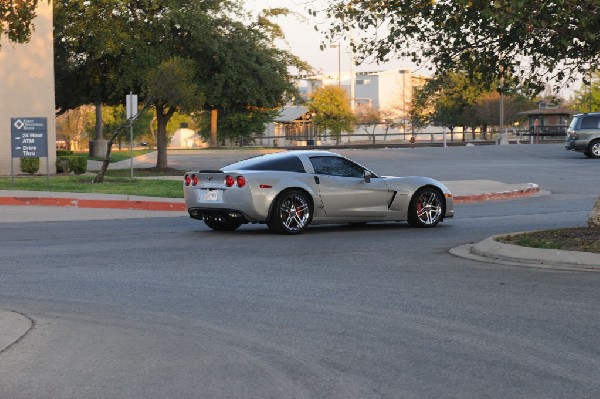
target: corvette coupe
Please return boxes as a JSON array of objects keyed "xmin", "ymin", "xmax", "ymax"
[{"xmin": 183, "ymin": 150, "xmax": 454, "ymax": 234}]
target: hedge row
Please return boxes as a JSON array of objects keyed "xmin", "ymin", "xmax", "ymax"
[{"xmin": 19, "ymin": 152, "xmax": 87, "ymax": 175}]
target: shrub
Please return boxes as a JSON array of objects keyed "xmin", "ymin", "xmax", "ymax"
[
  {"xmin": 55, "ymin": 155, "xmax": 87, "ymax": 175},
  {"xmin": 56, "ymin": 156, "xmax": 69, "ymax": 174},
  {"xmin": 56, "ymin": 150, "xmax": 73, "ymax": 157},
  {"xmin": 20, "ymin": 157, "xmax": 40, "ymax": 175},
  {"xmin": 69, "ymin": 156, "xmax": 87, "ymax": 175}
]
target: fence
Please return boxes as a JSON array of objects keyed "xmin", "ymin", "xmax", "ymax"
[{"xmin": 235, "ymin": 128, "xmax": 566, "ymax": 148}]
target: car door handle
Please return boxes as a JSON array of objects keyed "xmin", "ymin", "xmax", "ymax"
[{"xmin": 314, "ymin": 176, "xmax": 320, "ymax": 184}]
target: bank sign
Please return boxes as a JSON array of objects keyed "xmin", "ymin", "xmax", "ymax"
[{"xmin": 11, "ymin": 117, "xmax": 48, "ymax": 158}]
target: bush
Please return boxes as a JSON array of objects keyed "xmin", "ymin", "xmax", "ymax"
[
  {"xmin": 56, "ymin": 156, "xmax": 69, "ymax": 174},
  {"xmin": 69, "ymin": 156, "xmax": 87, "ymax": 175},
  {"xmin": 56, "ymin": 155, "xmax": 87, "ymax": 175},
  {"xmin": 56, "ymin": 150, "xmax": 73, "ymax": 157},
  {"xmin": 20, "ymin": 157, "xmax": 40, "ymax": 174}
]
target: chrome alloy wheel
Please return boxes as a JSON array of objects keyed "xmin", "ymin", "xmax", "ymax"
[
  {"xmin": 408, "ymin": 188, "xmax": 444, "ymax": 228},
  {"xmin": 417, "ymin": 191, "xmax": 442, "ymax": 225},
  {"xmin": 278, "ymin": 193, "xmax": 311, "ymax": 232}
]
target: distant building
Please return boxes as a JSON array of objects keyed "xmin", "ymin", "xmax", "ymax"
[
  {"xmin": 261, "ymin": 69, "xmax": 430, "ymax": 146},
  {"xmin": 169, "ymin": 124, "xmax": 207, "ymax": 148},
  {"xmin": 517, "ymin": 101, "xmax": 577, "ymax": 140},
  {"xmin": 260, "ymin": 106, "xmax": 318, "ymax": 147},
  {"xmin": 294, "ymin": 68, "xmax": 429, "ymax": 122},
  {"xmin": 0, "ymin": 2, "xmax": 56, "ymax": 175}
]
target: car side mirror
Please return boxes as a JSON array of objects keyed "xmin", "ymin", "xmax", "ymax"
[{"xmin": 364, "ymin": 170, "xmax": 372, "ymax": 183}]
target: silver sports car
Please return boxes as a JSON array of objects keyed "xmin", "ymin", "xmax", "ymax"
[{"xmin": 183, "ymin": 150, "xmax": 454, "ymax": 234}]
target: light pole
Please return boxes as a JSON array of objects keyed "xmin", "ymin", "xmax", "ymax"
[{"xmin": 329, "ymin": 44, "xmax": 341, "ymax": 87}]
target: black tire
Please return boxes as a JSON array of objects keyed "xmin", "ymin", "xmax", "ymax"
[
  {"xmin": 586, "ymin": 140, "xmax": 600, "ymax": 159},
  {"xmin": 407, "ymin": 187, "xmax": 444, "ymax": 228},
  {"xmin": 267, "ymin": 189, "xmax": 312, "ymax": 234},
  {"xmin": 204, "ymin": 217, "xmax": 243, "ymax": 231}
]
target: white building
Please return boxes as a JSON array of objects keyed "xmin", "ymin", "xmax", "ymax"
[
  {"xmin": 295, "ymin": 68, "xmax": 428, "ymax": 121},
  {"xmin": 0, "ymin": 1, "xmax": 56, "ymax": 175},
  {"xmin": 169, "ymin": 124, "xmax": 207, "ymax": 148},
  {"xmin": 259, "ymin": 69, "xmax": 429, "ymax": 146}
]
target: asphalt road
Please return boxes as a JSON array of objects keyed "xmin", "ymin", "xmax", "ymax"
[{"xmin": 1, "ymin": 144, "xmax": 599, "ymax": 398}]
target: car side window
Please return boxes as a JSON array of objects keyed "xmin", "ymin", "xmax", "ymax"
[
  {"xmin": 580, "ymin": 115, "xmax": 600, "ymax": 129},
  {"xmin": 310, "ymin": 156, "xmax": 365, "ymax": 178}
]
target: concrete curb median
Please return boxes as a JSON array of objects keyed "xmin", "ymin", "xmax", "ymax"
[
  {"xmin": 453, "ymin": 183, "xmax": 541, "ymax": 203},
  {"xmin": 450, "ymin": 236, "xmax": 600, "ymax": 272}
]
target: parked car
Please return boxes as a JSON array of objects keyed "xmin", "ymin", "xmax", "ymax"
[
  {"xmin": 565, "ymin": 112, "xmax": 600, "ymax": 158},
  {"xmin": 183, "ymin": 150, "xmax": 454, "ymax": 234}
]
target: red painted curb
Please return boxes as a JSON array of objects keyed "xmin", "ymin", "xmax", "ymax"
[
  {"xmin": 0, "ymin": 197, "xmax": 186, "ymax": 211},
  {"xmin": 454, "ymin": 186, "xmax": 540, "ymax": 203}
]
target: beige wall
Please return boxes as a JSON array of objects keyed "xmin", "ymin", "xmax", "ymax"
[{"xmin": 0, "ymin": 1, "xmax": 56, "ymax": 175}]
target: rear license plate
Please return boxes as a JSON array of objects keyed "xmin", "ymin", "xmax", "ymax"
[{"xmin": 198, "ymin": 189, "xmax": 220, "ymax": 202}]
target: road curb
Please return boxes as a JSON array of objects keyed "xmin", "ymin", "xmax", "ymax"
[
  {"xmin": 0, "ymin": 196, "xmax": 186, "ymax": 211},
  {"xmin": 450, "ymin": 236, "xmax": 600, "ymax": 272},
  {"xmin": 454, "ymin": 183, "xmax": 541, "ymax": 203}
]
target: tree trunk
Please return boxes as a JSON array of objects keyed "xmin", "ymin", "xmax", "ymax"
[
  {"xmin": 93, "ymin": 99, "xmax": 152, "ymax": 183},
  {"xmin": 155, "ymin": 104, "xmax": 175, "ymax": 170},
  {"xmin": 95, "ymin": 101, "xmax": 103, "ymax": 140}
]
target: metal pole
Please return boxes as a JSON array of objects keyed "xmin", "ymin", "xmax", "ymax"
[
  {"xmin": 129, "ymin": 91, "xmax": 134, "ymax": 178},
  {"xmin": 130, "ymin": 122, "xmax": 134, "ymax": 178},
  {"xmin": 338, "ymin": 45, "xmax": 341, "ymax": 87},
  {"xmin": 499, "ymin": 66, "xmax": 506, "ymax": 145}
]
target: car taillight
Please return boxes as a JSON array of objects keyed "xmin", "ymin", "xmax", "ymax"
[
  {"xmin": 236, "ymin": 176, "xmax": 246, "ymax": 188},
  {"xmin": 184, "ymin": 174, "xmax": 191, "ymax": 186},
  {"xmin": 225, "ymin": 175, "xmax": 245, "ymax": 187},
  {"xmin": 192, "ymin": 174, "xmax": 199, "ymax": 186}
]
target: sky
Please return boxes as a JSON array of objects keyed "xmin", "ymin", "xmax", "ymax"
[
  {"xmin": 243, "ymin": 0, "xmax": 422, "ymax": 77},
  {"xmin": 243, "ymin": 1, "xmax": 580, "ymax": 99}
]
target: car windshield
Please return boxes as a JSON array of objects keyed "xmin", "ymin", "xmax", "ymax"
[{"xmin": 223, "ymin": 154, "xmax": 306, "ymax": 173}]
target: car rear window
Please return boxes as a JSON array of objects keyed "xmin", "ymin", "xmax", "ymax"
[
  {"xmin": 224, "ymin": 154, "xmax": 306, "ymax": 173},
  {"xmin": 580, "ymin": 115, "xmax": 600, "ymax": 129}
]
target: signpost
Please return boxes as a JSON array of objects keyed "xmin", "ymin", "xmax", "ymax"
[
  {"xmin": 126, "ymin": 94, "xmax": 138, "ymax": 178},
  {"xmin": 10, "ymin": 117, "xmax": 49, "ymax": 187}
]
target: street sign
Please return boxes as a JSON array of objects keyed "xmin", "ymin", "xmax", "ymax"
[
  {"xmin": 126, "ymin": 94, "xmax": 138, "ymax": 119},
  {"xmin": 11, "ymin": 117, "xmax": 48, "ymax": 158}
]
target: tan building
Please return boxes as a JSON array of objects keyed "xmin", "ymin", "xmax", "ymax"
[{"xmin": 0, "ymin": 1, "xmax": 56, "ymax": 175}]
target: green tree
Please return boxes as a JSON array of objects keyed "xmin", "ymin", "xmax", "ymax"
[
  {"xmin": 0, "ymin": 0, "xmax": 48, "ymax": 49},
  {"xmin": 54, "ymin": 1, "xmax": 305, "ymax": 171},
  {"xmin": 323, "ymin": 1, "xmax": 600, "ymax": 93},
  {"xmin": 412, "ymin": 72, "xmax": 484, "ymax": 136},
  {"xmin": 412, "ymin": 72, "xmax": 534, "ymax": 139},
  {"xmin": 308, "ymin": 86, "xmax": 355, "ymax": 143},
  {"xmin": 571, "ymin": 71, "xmax": 600, "ymax": 113},
  {"xmin": 146, "ymin": 57, "xmax": 204, "ymax": 167}
]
